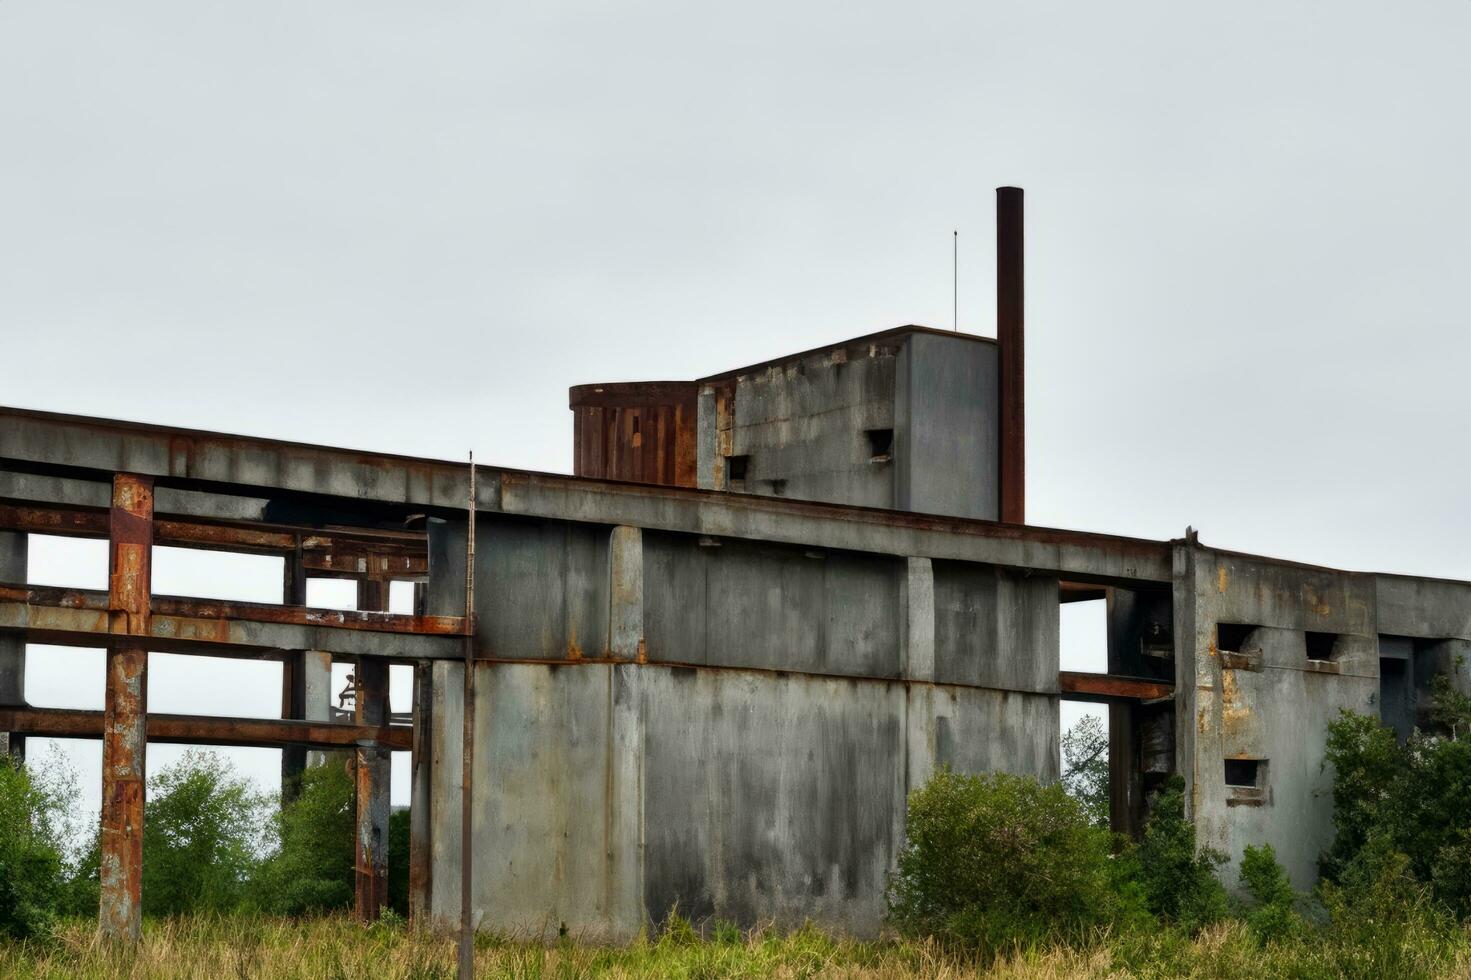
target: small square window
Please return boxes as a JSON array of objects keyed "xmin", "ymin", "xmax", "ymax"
[
  {"xmin": 1305, "ymin": 631, "xmax": 1340, "ymax": 662},
  {"xmin": 1224, "ymin": 758, "xmax": 1264, "ymax": 788},
  {"xmin": 1216, "ymin": 623, "xmax": 1260, "ymax": 654},
  {"xmin": 865, "ymin": 428, "xmax": 894, "ymax": 462},
  {"xmin": 726, "ymin": 455, "xmax": 750, "ymax": 482}
]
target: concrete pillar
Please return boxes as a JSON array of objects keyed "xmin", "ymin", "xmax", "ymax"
[
  {"xmin": 429, "ymin": 659, "xmax": 465, "ymax": 927},
  {"xmin": 424, "ymin": 517, "xmax": 467, "ymax": 927},
  {"xmin": 902, "ymin": 557, "xmax": 937, "ymax": 796},
  {"xmin": 609, "ymin": 526, "xmax": 644, "ymax": 661},
  {"xmin": 354, "ymin": 579, "xmax": 391, "ymax": 921},
  {"xmin": 0, "ymin": 532, "xmax": 26, "ymax": 760},
  {"xmin": 301, "ymin": 651, "xmax": 333, "ymax": 768},
  {"xmin": 100, "ymin": 473, "xmax": 153, "ymax": 941}
]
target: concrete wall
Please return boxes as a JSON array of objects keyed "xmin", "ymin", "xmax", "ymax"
[
  {"xmin": 693, "ymin": 329, "xmax": 1001, "ymax": 522},
  {"xmin": 426, "ymin": 518, "xmax": 1061, "ymax": 938},
  {"xmin": 1176, "ymin": 544, "xmax": 1379, "ymax": 890},
  {"xmin": 698, "ymin": 339, "xmax": 899, "ymax": 507},
  {"xmin": 895, "ymin": 332, "xmax": 1000, "ymax": 521}
]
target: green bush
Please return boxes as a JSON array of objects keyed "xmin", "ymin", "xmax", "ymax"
[
  {"xmin": 886, "ymin": 767, "xmax": 1131, "ymax": 953},
  {"xmin": 252, "ymin": 759, "xmax": 355, "ymax": 915},
  {"xmin": 1321, "ymin": 686, "xmax": 1471, "ymax": 918},
  {"xmin": 1237, "ymin": 843, "xmax": 1298, "ymax": 944},
  {"xmin": 143, "ymin": 750, "xmax": 269, "ymax": 916},
  {"xmin": 0, "ymin": 757, "xmax": 66, "ymax": 939},
  {"xmin": 1134, "ymin": 775, "xmax": 1228, "ymax": 931},
  {"xmin": 387, "ymin": 807, "xmax": 410, "ymax": 917}
]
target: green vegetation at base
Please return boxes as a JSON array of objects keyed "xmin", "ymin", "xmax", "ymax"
[{"xmin": 4, "ymin": 679, "xmax": 1471, "ymax": 977}]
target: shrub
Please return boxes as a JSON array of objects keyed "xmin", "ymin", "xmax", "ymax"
[
  {"xmin": 886, "ymin": 767, "xmax": 1126, "ymax": 953},
  {"xmin": 252, "ymin": 759, "xmax": 355, "ymax": 915},
  {"xmin": 1237, "ymin": 844, "xmax": 1298, "ymax": 943},
  {"xmin": 1061, "ymin": 714, "xmax": 1109, "ymax": 829},
  {"xmin": 1135, "ymin": 775, "xmax": 1228, "ymax": 931},
  {"xmin": 143, "ymin": 750, "xmax": 269, "ymax": 916},
  {"xmin": 0, "ymin": 757, "xmax": 66, "ymax": 939},
  {"xmin": 387, "ymin": 807, "xmax": 410, "ymax": 917},
  {"xmin": 1315, "ymin": 835, "xmax": 1460, "ymax": 979}
]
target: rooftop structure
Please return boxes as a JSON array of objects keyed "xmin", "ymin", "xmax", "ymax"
[{"xmin": 0, "ymin": 189, "xmax": 1466, "ymax": 940}]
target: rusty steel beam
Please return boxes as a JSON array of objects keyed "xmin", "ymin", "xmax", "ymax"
[
  {"xmin": 0, "ymin": 501, "xmax": 426, "ymax": 572},
  {"xmin": 1059, "ymin": 670, "xmax": 1173, "ymax": 703},
  {"xmin": 100, "ymin": 473, "xmax": 152, "ymax": 941},
  {"xmin": 0, "ymin": 706, "xmax": 410, "ymax": 750},
  {"xmin": 0, "ymin": 584, "xmax": 467, "ymax": 642},
  {"xmin": 997, "ymin": 186, "xmax": 1025, "ymax": 525},
  {"xmin": 355, "ymin": 577, "xmax": 391, "ymax": 922}
]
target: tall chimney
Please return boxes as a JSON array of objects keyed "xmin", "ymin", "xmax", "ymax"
[{"xmin": 996, "ymin": 186, "xmax": 1025, "ymax": 524}]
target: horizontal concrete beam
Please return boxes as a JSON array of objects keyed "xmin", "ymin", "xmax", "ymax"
[
  {"xmin": 0, "ymin": 407, "xmax": 1173, "ymax": 584},
  {"xmin": 0, "ymin": 706, "xmax": 411, "ymax": 750},
  {"xmin": 0, "ymin": 585, "xmax": 466, "ymax": 661}
]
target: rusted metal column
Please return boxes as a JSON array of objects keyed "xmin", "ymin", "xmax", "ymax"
[
  {"xmin": 100, "ymin": 473, "xmax": 153, "ymax": 940},
  {"xmin": 996, "ymin": 186, "xmax": 1026, "ymax": 525},
  {"xmin": 0, "ymin": 531, "xmax": 26, "ymax": 760},
  {"xmin": 280, "ymin": 542, "xmax": 308, "ymax": 801},
  {"xmin": 354, "ymin": 578, "xmax": 391, "ymax": 921},
  {"xmin": 408, "ymin": 660, "xmax": 433, "ymax": 925}
]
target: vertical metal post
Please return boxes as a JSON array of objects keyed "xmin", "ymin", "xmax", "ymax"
[
  {"xmin": 280, "ymin": 540, "xmax": 308, "ymax": 802},
  {"xmin": 0, "ymin": 531, "xmax": 27, "ymax": 761},
  {"xmin": 458, "ymin": 455, "xmax": 477, "ymax": 980},
  {"xmin": 997, "ymin": 186, "xmax": 1026, "ymax": 525},
  {"xmin": 354, "ymin": 578, "xmax": 391, "ymax": 921},
  {"xmin": 100, "ymin": 473, "xmax": 153, "ymax": 940},
  {"xmin": 408, "ymin": 659, "xmax": 434, "ymax": 925}
]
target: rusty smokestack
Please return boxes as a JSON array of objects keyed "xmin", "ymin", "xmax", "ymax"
[{"xmin": 996, "ymin": 186, "xmax": 1025, "ymax": 524}]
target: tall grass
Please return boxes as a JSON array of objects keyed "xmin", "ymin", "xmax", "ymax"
[{"xmin": 3, "ymin": 915, "xmax": 1471, "ymax": 980}]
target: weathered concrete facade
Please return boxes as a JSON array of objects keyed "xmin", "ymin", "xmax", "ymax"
[{"xmin": 1, "ymin": 185, "xmax": 1467, "ymax": 936}]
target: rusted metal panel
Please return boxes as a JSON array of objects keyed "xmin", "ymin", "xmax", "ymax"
[
  {"xmin": 0, "ymin": 705, "xmax": 410, "ymax": 750},
  {"xmin": 569, "ymin": 382, "xmax": 698, "ymax": 488},
  {"xmin": 1059, "ymin": 670, "xmax": 1173, "ymax": 703},
  {"xmin": 996, "ymin": 186, "xmax": 1025, "ymax": 525},
  {"xmin": 100, "ymin": 473, "xmax": 152, "ymax": 941}
]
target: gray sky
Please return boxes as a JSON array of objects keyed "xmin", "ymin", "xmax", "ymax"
[{"xmin": 3, "ymin": 2, "xmax": 1470, "ymax": 820}]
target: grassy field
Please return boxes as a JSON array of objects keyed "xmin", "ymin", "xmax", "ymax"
[{"xmin": 4, "ymin": 915, "xmax": 1471, "ymax": 980}]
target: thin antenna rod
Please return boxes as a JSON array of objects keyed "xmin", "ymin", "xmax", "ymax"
[
  {"xmin": 953, "ymin": 230, "xmax": 958, "ymax": 332},
  {"xmin": 458, "ymin": 453, "xmax": 476, "ymax": 980}
]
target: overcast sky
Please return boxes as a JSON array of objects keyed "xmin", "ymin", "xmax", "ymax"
[{"xmin": 3, "ymin": 2, "xmax": 1470, "ymax": 822}]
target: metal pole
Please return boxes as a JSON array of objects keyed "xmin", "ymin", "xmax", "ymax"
[
  {"xmin": 458, "ymin": 453, "xmax": 477, "ymax": 979},
  {"xmin": 996, "ymin": 187, "xmax": 1025, "ymax": 525}
]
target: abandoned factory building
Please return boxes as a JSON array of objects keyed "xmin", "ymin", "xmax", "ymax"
[{"xmin": 1, "ymin": 189, "xmax": 1467, "ymax": 940}]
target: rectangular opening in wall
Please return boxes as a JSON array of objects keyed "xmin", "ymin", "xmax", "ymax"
[
  {"xmin": 1379, "ymin": 654, "xmax": 1414, "ymax": 741},
  {"xmin": 1305, "ymin": 631, "xmax": 1341, "ymax": 662},
  {"xmin": 726, "ymin": 454, "xmax": 749, "ymax": 484},
  {"xmin": 1216, "ymin": 622, "xmax": 1263, "ymax": 670},
  {"xmin": 865, "ymin": 428, "xmax": 893, "ymax": 463},
  {"xmin": 1224, "ymin": 758, "xmax": 1264, "ymax": 788}
]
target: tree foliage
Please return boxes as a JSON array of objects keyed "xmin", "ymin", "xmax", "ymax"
[
  {"xmin": 1061, "ymin": 714, "xmax": 1109, "ymax": 829},
  {"xmin": 0, "ymin": 757, "xmax": 66, "ymax": 939},
  {"xmin": 253, "ymin": 760, "xmax": 355, "ymax": 916}
]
